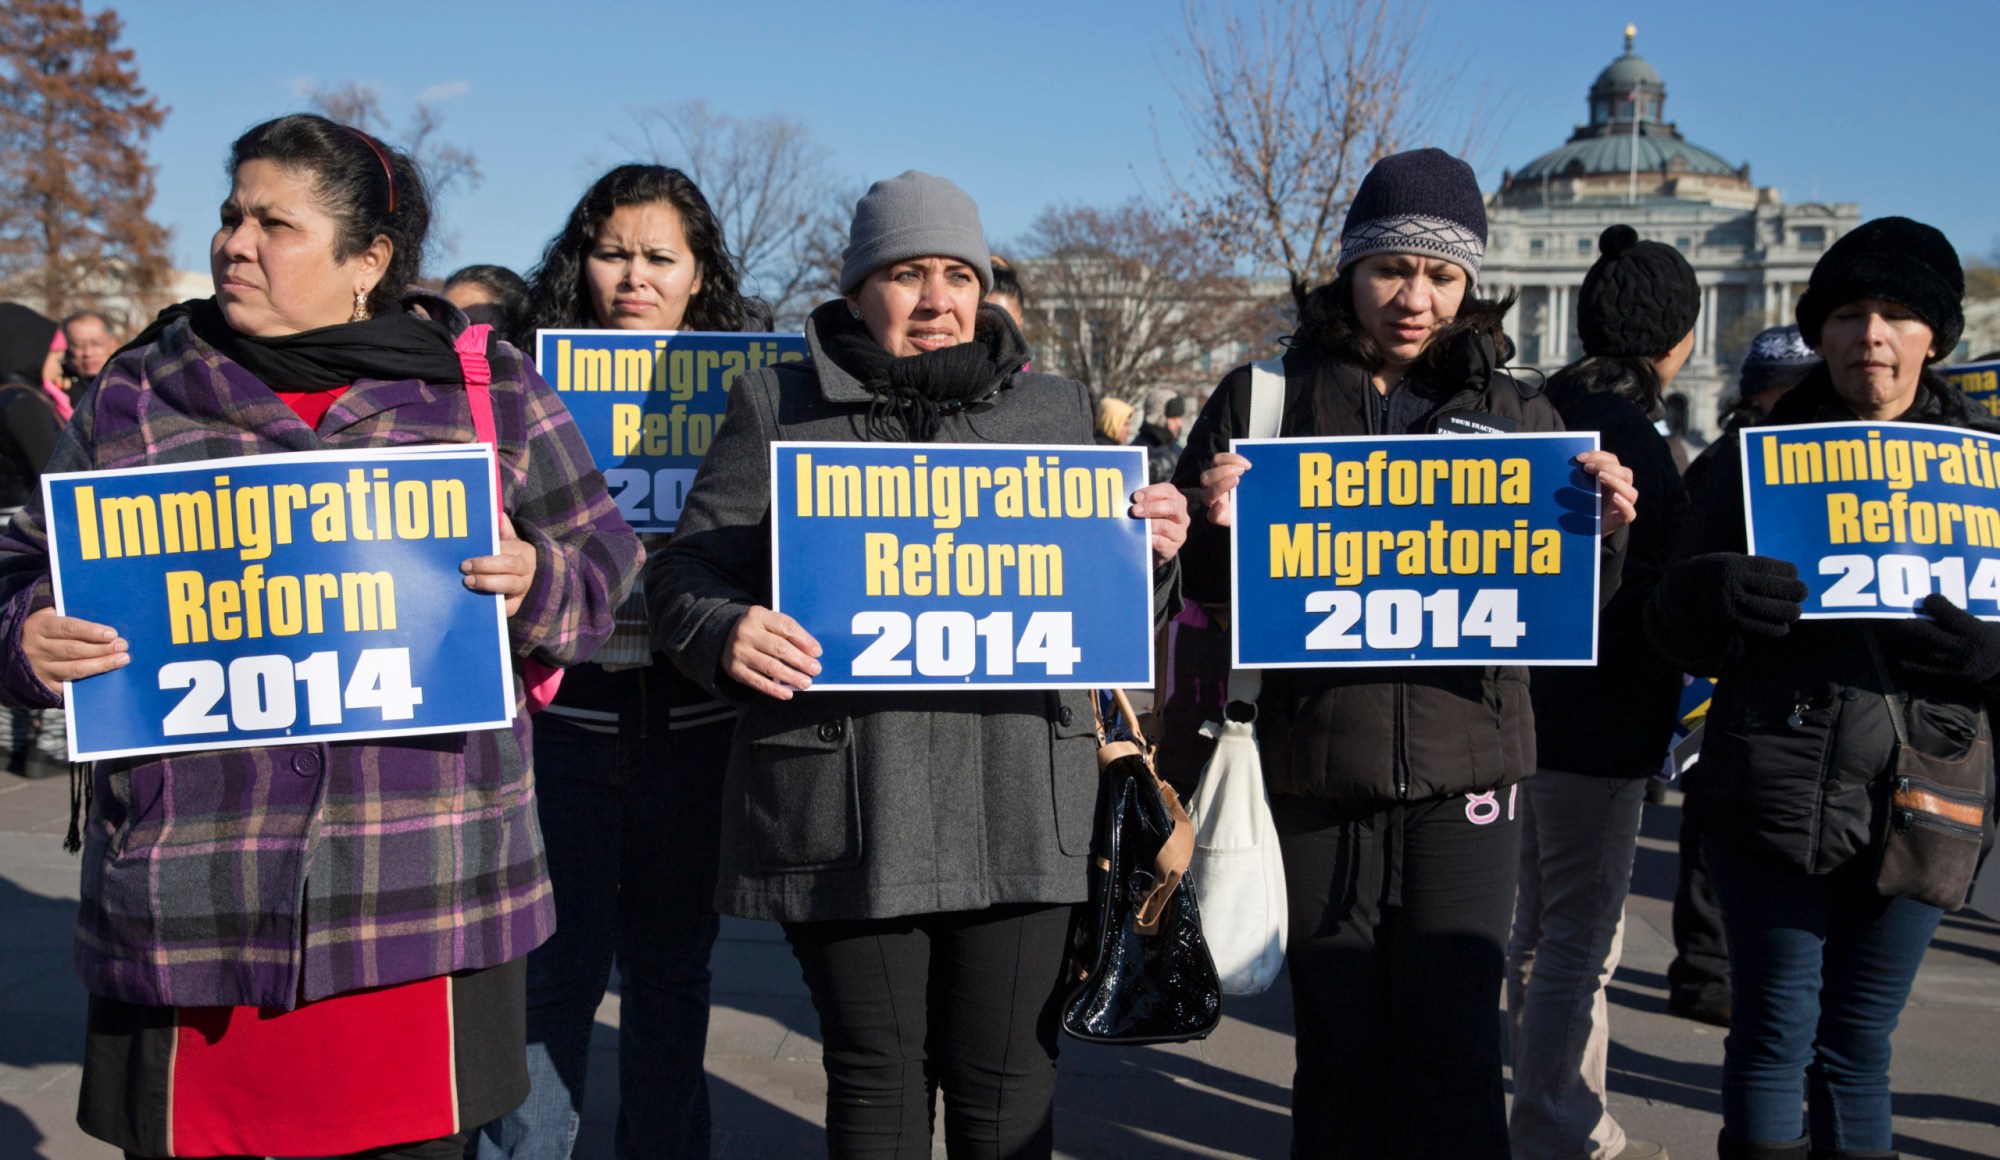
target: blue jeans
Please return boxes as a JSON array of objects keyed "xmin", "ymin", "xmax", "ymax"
[
  {"xmin": 475, "ymin": 664, "xmax": 729, "ymax": 1160},
  {"xmin": 1705, "ymin": 830, "xmax": 1944, "ymax": 1150}
]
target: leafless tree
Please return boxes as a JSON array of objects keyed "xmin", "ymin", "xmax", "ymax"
[
  {"xmin": 309, "ymin": 83, "xmax": 481, "ymax": 222},
  {"xmin": 625, "ymin": 101, "xmax": 851, "ymax": 327},
  {"xmin": 1163, "ymin": 0, "xmax": 1487, "ymax": 298},
  {"xmin": 1018, "ymin": 199, "xmax": 1276, "ymax": 404}
]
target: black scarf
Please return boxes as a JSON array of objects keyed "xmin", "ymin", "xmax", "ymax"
[
  {"xmin": 118, "ymin": 297, "xmax": 467, "ymax": 391},
  {"xmin": 814, "ymin": 301, "xmax": 1029, "ymax": 441},
  {"xmin": 1769, "ymin": 363, "xmax": 1998, "ymax": 434}
]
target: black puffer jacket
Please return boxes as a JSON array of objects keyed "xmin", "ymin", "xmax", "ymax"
[
  {"xmin": 1175, "ymin": 304, "xmax": 1628, "ymax": 805},
  {"xmin": 1647, "ymin": 367, "xmax": 1998, "ymax": 873},
  {"xmin": 1531, "ymin": 377, "xmax": 1690, "ymax": 778}
]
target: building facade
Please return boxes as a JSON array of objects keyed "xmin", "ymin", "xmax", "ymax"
[{"xmin": 1480, "ymin": 30, "xmax": 1860, "ymax": 438}]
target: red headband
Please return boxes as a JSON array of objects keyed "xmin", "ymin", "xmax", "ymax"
[{"xmin": 341, "ymin": 127, "xmax": 397, "ymax": 213}]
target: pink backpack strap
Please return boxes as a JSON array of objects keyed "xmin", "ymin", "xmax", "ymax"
[
  {"xmin": 454, "ymin": 324, "xmax": 502, "ymax": 501},
  {"xmin": 452, "ymin": 323, "xmax": 563, "ymax": 712}
]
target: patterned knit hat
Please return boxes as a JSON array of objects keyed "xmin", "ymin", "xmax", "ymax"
[
  {"xmin": 1738, "ymin": 324, "xmax": 1820, "ymax": 397},
  {"xmin": 1337, "ymin": 148, "xmax": 1488, "ymax": 281}
]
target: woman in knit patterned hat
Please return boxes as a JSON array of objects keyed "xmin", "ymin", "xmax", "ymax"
[
  {"xmin": 1647, "ymin": 217, "xmax": 1995, "ymax": 1160},
  {"xmin": 1175, "ymin": 148, "xmax": 1638, "ymax": 1158},
  {"xmin": 1506, "ymin": 223, "xmax": 1696, "ymax": 1160}
]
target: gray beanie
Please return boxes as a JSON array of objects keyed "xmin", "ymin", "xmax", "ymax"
[{"xmin": 839, "ymin": 171, "xmax": 993, "ymax": 295}]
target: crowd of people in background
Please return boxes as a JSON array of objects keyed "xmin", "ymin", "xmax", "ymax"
[{"xmin": 0, "ymin": 104, "xmax": 1990, "ymax": 1160}]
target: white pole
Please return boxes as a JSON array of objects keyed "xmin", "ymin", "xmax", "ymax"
[{"xmin": 1626, "ymin": 25, "xmax": 1640, "ymax": 206}]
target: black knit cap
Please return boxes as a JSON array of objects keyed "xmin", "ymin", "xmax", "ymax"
[
  {"xmin": 1796, "ymin": 216, "xmax": 1963, "ymax": 362},
  {"xmin": 1575, "ymin": 225, "xmax": 1700, "ymax": 359},
  {"xmin": 1337, "ymin": 148, "xmax": 1488, "ymax": 280}
]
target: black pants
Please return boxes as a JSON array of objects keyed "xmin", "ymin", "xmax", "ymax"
[
  {"xmin": 1274, "ymin": 789, "xmax": 1522, "ymax": 1159},
  {"xmin": 783, "ymin": 903, "xmax": 1072, "ymax": 1159},
  {"xmin": 1668, "ymin": 791, "xmax": 1731, "ymax": 1003}
]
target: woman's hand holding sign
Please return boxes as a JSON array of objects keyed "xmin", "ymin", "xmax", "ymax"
[
  {"xmin": 726, "ymin": 606, "xmax": 823, "ymax": 701},
  {"xmin": 1198, "ymin": 451, "xmax": 1253, "ymax": 528},
  {"xmin": 23, "ymin": 609, "xmax": 129, "ymax": 692},
  {"xmin": 1575, "ymin": 450, "xmax": 1638, "ymax": 536},
  {"xmin": 1132, "ymin": 481, "xmax": 1190, "ymax": 566},
  {"xmin": 460, "ymin": 516, "xmax": 539, "ymax": 617}
]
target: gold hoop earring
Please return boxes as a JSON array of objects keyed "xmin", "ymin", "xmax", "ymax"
[{"xmin": 351, "ymin": 291, "xmax": 371, "ymax": 323}]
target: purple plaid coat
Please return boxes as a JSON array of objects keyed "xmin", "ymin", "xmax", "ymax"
[{"xmin": 0, "ymin": 303, "xmax": 640, "ymax": 1009}]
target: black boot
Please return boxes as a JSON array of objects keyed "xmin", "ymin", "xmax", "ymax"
[{"xmin": 1717, "ymin": 1133, "xmax": 1810, "ymax": 1160}]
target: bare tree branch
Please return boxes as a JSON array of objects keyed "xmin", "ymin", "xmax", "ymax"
[
  {"xmin": 308, "ymin": 82, "xmax": 483, "ymax": 253},
  {"xmin": 623, "ymin": 102, "xmax": 851, "ymax": 328},
  {"xmin": 1162, "ymin": 0, "xmax": 1481, "ymax": 295},
  {"xmin": 1018, "ymin": 199, "xmax": 1277, "ymax": 404}
]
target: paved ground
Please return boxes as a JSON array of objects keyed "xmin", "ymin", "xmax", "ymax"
[{"xmin": 1, "ymin": 767, "xmax": 1996, "ymax": 1158}]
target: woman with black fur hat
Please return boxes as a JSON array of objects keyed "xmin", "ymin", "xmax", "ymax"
[
  {"xmin": 1506, "ymin": 223, "xmax": 1694, "ymax": 1160},
  {"xmin": 1174, "ymin": 147, "xmax": 1638, "ymax": 1159},
  {"xmin": 1646, "ymin": 216, "xmax": 1993, "ymax": 1160}
]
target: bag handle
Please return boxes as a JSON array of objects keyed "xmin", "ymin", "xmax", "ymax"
[
  {"xmin": 1860, "ymin": 625, "xmax": 1912, "ymax": 751},
  {"xmin": 1091, "ymin": 687, "xmax": 1196, "ymax": 935}
]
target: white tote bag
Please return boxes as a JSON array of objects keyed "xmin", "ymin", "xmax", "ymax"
[{"xmin": 1188, "ymin": 359, "xmax": 1289, "ymax": 996}]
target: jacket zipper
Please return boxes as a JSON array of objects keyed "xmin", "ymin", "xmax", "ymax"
[{"xmin": 1394, "ymin": 681, "xmax": 1410, "ymax": 800}]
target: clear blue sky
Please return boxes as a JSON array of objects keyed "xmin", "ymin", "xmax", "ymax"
[{"xmin": 114, "ymin": 0, "xmax": 2000, "ymax": 286}]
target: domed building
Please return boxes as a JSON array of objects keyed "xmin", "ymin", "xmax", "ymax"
[{"xmin": 1480, "ymin": 29, "xmax": 1860, "ymax": 438}]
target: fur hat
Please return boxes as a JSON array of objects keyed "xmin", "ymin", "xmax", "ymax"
[
  {"xmin": 840, "ymin": 171, "xmax": 993, "ymax": 296},
  {"xmin": 1576, "ymin": 225, "xmax": 1700, "ymax": 359},
  {"xmin": 1795, "ymin": 216, "xmax": 1963, "ymax": 362},
  {"xmin": 1337, "ymin": 148, "xmax": 1487, "ymax": 281}
]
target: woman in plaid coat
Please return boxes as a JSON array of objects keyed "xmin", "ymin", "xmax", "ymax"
[{"xmin": 0, "ymin": 115, "xmax": 640, "ymax": 1159}]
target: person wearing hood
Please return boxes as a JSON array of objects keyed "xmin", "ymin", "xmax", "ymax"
[
  {"xmin": 1093, "ymin": 393, "xmax": 1134, "ymax": 445},
  {"xmin": 0, "ymin": 303, "xmax": 70, "ymax": 515},
  {"xmin": 0, "ymin": 303, "xmax": 72, "ymax": 780},
  {"xmin": 1506, "ymin": 224, "xmax": 1695, "ymax": 1160},
  {"xmin": 651, "ymin": 171, "xmax": 1189, "ymax": 1159},
  {"xmin": 1176, "ymin": 148, "xmax": 1638, "ymax": 1158},
  {"xmin": 0, "ymin": 114, "xmax": 640, "ymax": 1159},
  {"xmin": 1646, "ymin": 217, "xmax": 1993, "ymax": 1159}
]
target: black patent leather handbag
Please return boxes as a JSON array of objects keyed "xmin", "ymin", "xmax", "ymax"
[{"xmin": 1061, "ymin": 689, "xmax": 1223, "ymax": 1045}]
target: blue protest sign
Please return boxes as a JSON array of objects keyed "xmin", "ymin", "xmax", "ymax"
[
  {"xmin": 1742, "ymin": 420, "xmax": 2000, "ymax": 621},
  {"xmin": 536, "ymin": 329, "xmax": 807, "ymax": 531},
  {"xmin": 1943, "ymin": 360, "xmax": 2000, "ymax": 424},
  {"xmin": 1230, "ymin": 433, "xmax": 1602, "ymax": 667},
  {"xmin": 771, "ymin": 442, "xmax": 1153, "ymax": 690},
  {"xmin": 44, "ymin": 447, "xmax": 515, "ymax": 760}
]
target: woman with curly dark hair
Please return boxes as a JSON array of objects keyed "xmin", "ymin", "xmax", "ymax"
[{"xmin": 474, "ymin": 165, "xmax": 766, "ymax": 1160}]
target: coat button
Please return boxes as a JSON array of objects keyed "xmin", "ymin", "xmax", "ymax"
[
  {"xmin": 291, "ymin": 751, "xmax": 321, "ymax": 776},
  {"xmin": 817, "ymin": 720, "xmax": 844, "ymax": 743},
  {"xmin": 1059, "ymin": 705, "xmax": 1075, "ymax": 726}
]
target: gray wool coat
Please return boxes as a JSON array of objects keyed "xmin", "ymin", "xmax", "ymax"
[{"xmin": 651, "ymin": 311, "xmax": 1179, "ymax": 923}]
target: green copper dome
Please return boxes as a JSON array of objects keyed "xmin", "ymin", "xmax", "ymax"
[
  {"xmin": 1593, "ymin": 51, "xmax": 1662, "ymax": 92},
  {"xmin": 1515, "ymin": 133, "xmax": 1741, "ymax": 181}
]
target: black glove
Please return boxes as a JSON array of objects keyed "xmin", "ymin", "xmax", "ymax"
[
  {"xmin": 1680, "ymin": 553, "xmax": 1808, "ymax": 638},
  {"xmin": 1878, "ymin": 593, "xmax": 2000, "ymax": 684}
]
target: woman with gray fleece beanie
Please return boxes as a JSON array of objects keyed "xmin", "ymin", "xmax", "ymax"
[{"xmin": 653, "ymin": 170, "xmax": 1190, "ymax": 1159}]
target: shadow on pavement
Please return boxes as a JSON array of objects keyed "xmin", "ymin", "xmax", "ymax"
[
  {"xmin": 1894, "ymin": 1134, "xmax": 2000, "ymax": 1160},
  {"xmin": 0, "ymin": 875, "xmax": 83, "ymax": 1070},
  {"xmin": 1606, "ymin": 1039, "xmax": 1722, "ymax": 1114},
  {"xmin": 0, "ymin": 1104, "xmax": 49, "ymax": 1160},
  {"xmin": 708, "ymin": 1072, "xmax": 823, "ymax": 1156}
]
